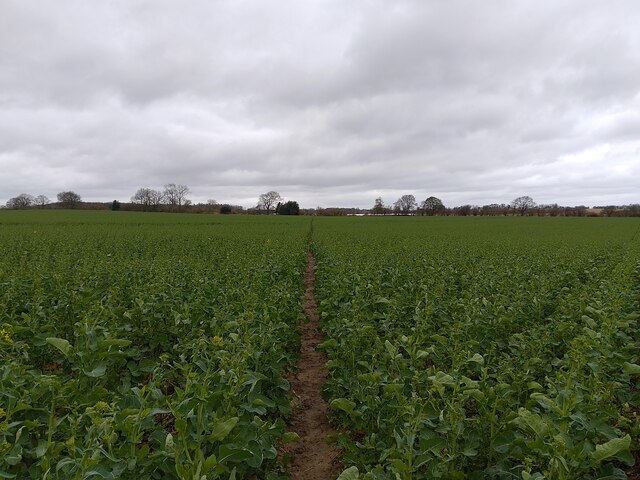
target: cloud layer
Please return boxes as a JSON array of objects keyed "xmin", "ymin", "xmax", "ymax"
[{"xmin": 1, "ymin": 0, "xmax": 639, "ymax": 208}]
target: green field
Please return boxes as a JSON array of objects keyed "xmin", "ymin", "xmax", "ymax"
[{"xmin": 1, "ymin": 212, "xmax": 639, "ymax": 479}]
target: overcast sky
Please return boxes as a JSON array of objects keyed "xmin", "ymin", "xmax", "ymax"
[{"xmin": 1, "ymin": 1, "xmax": 639, "ymax": 209}]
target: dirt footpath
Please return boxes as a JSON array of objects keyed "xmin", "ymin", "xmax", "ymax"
[{"xmin": 283, "ymin": 253, "xmax": 342, "ymax": 480}]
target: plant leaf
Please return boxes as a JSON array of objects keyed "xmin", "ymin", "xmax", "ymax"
[
  {"xmin": 592, "ymin": 435, "xmax": 631, "ymax": 463},
  {"xmin": 46, "ymin": 337, "xmax": 71, "ymax": 356},
  {"xmin": 84, "ymin": 363, "xmax": 107, "ymax": 377},
  {"xmin": 623, "ymin": 362, "xmax": 640, "ymax": 375},
  {"xmin": 209, "ymin": 417, "xmax": 239, "ymax": 442},
  {"xmin": 468, "ymin": 353, "xmax": 484, "ymax": 365},
  {"xmin": 203, "ymin": 454, "xmax": 217, "ymax": 473},
  {"xmin": 330, "ymin": 398, "xmax": 356, "ymax": 414},
  {"xmin": 218, "ymin": 445, "xmax": 253, "ymax": 463},
  {"xmin": 337, "ymin": 466, "xmax": 359, "ymax": 480},
  {"xmin": 281, "ymin": 432, "xmax": 300, "ymax": 444}
]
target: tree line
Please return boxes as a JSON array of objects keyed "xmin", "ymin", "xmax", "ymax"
[
  {"xmin": 372, "ymin": 195, "xmax": 447, "ymax": 215},
  {"xmin": 370, "ymin": 194, "xmax": 640, "ymax": 217},
  {"xmin": 371, "ymin": 194, "xmax": 540, "ymax": 216},
  {"xmin": 5, "ymin": 191, "xmax": 81, "ymax": 209},
  {"xmin": 3, "ymin": 187, "xmax": 301, "ymax": 216},
  {"xmin": 130, "ymin": 184, "xmax": 191, "ymax": 212},
  {"xmin": 4, "ymin": 189, "xmax": 640, "ymax": 217}
]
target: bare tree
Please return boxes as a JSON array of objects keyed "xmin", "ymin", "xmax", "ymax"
[
  {"xmin": 511, "ymin": 196, "xmax": 536, "ymax": 216},
  {"xmin": 6, "ymin": 193, "xmax": 35, "ymax": 209},
  {"xmin": 394, "ymin": 195, "xmax": 416, "ymax": 215},
  {"xmin": 454, "ymin": 205, "xmax": 473, "ymax": 216},
  {"xmin": 420, "ymin": 196, "xmax": 445, "ymax": 216},
  {"xmin": 57, "ymin": 191, "xmax": 82, "ymax": 208},
  {"xmin": 202, "ymin": 199, "xmax": 218, "ymax": 213},
  {"xmin": 34, "ymin": 195, "xmax": 50, "ymax": 207},
  {"xmin": 131, "ymin": 188, "xmax": 164, "ymax": 211},
  {"xmin": 163, "ymin": 184, "xmax": 190, "ymax": 211},
  {"xmin": 257, "ymin": 191, "xmax": 282, "ymax": 214},
  {"xmin": 481, "ymin": 203, "xmax": 509, "ymax": 216}
]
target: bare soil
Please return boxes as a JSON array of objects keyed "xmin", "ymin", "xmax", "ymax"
[{"xmin": 283, "ymin": 253, "xmax": 342, "ymax": 480}]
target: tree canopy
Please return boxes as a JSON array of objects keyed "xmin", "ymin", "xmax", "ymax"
[
  {"xmin": 276, "ymin": 200, "xmax": 300, "ymax": 215},
  {"xmin": 511, "ymin": 196, "xmax": 536, "ymax": 216},
  {"xmin": 131, "ymin": 188, "xmax": 164, "ymax": 211},
  {"xmin": 372, "ymin": 197, "xmax": 386, "ymax": 215},
  {"xmin": 6, "ymin": 193, "xmax": 34, "ymax": 209},
  {"xmin": 257, "ymin": 191, "xmax": 282, "ymax": 214},
  {"xmin": 394, "ymin": 195, "xmax": 417, "ymax": 215},
  {"xmin": 57, "ymin": 191, "xmax": 82, "ymax": 208},
  {"xmin": 34, "ymin": 195, "xmax": 50, "ymax": 207},
  {"xmin": 421, "ymin": 196, "xmax": 445, "ymax": 215},
  {"xmin": 163, "ymin": 184, "xmax": 191, "ymax": 211}
]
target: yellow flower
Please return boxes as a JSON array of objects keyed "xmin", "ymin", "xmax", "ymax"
[
  {"xmin": 212, "ymin": 335, "xmax": 224, "ymax": 347},
  {"xmin": 0, "ymin": 327, "xmax": 12, "ymax": 344}
]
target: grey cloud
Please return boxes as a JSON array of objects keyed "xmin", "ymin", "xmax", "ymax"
[{"xmin": 1, "ymin": 0, "xmax": 639, "ymax": 209}]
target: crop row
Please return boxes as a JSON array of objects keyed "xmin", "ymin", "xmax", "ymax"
[
  {"xmin": 0, "ymin": 214, "xmax": 309, "ymax": 479},
  {"xmin": 314, "ymin": 217, "xmax": 640, "ymax": 479}
]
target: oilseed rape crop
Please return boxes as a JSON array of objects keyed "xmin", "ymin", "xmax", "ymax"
[
  {"xmin": 0, "ymin": 212, "xmax": 308, "ymax": 479},
  {"xmin": 314, "ymin": 217, "xmax": 640, "ymax": 479},
  {"xmin": 0, "ymin": 211, "xmax": 638, "ymax": 479}
]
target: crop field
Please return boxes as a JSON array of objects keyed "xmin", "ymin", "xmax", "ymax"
[
  {"xmin": 1, "ymin": 211, "xmax": 639, "ymax": 479},
  {"xmin": 0, "ymin": 211, "xmax": 309, "ymax": 479},
  {"xmin": 314, "ymin": 217, "xmax": 640, "ymax": 479}
]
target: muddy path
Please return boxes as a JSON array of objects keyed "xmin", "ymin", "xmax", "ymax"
[{"xmin": 283, "ymin": 252, "xmax": 342, "ymax": 480}]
